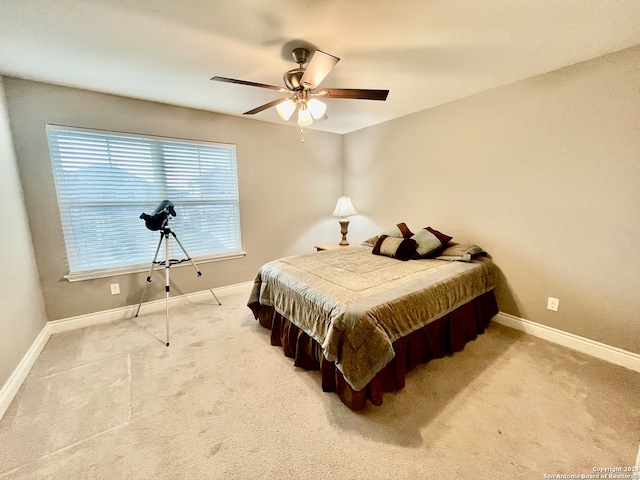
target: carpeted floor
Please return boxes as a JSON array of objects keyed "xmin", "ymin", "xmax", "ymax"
[{"xmin": 1, "ymin": 286, "xmax": 639, "ymax": 479}]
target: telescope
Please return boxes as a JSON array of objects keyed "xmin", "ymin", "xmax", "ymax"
[
  {"xmin": 139, "ymin": 200, "xmax": 176, "ymax": 231},
  {"xmin": 135, "ymin": 198, "xmax": 221, "ymax": 346}
]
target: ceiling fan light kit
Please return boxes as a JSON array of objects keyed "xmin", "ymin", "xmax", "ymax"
[
  {"xmin": 211, "ymin": 47, "xmax": 389, "ymax": 132},
  {"xmin": 275, "ymin": 90, "xmax": 328, "ymax": 126}
]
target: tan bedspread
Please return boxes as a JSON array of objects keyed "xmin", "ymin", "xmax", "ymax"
[{"xmin": 248, "ymin": 245, "xmax": 498, "ymax": 391}]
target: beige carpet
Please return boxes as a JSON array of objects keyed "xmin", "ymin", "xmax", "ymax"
[{"xmin": 1, "ymin": 286, "xmax": 638, "ymax": 479}]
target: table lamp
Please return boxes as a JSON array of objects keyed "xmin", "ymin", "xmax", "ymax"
[{"xmin": 332, "ymin": 196, "xmax": 358, "ymax": 245}]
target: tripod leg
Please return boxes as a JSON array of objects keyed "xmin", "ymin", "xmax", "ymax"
[
  {"xmin": 170, "ymin": 231, "xmax": 222, "ymax": 305},
  {"xmin": 135, "ymin": 233, "xmax": 164, "ymax": 317},
  {"xmin": 164, "ymin": 231, "xmax": 170, "ymax": 347}
]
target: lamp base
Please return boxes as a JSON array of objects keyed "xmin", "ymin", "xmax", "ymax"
[{"xmin": 339, "ymin": 219, "xmax": 350, "ymax": 246}]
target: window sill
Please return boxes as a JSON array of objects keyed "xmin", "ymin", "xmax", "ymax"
[{"xmin": 63, "ymin": 251, "xmax": 247, "ymax": 282}]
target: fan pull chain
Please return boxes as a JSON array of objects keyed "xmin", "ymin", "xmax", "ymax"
[{"xmin": 300, "ymin": 128, "xmax": 305, "ymax": 143}]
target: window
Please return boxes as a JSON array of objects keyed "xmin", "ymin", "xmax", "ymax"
[{"xmin": 46, "ymin": 125, "xmax": 243, "ymax": 280}]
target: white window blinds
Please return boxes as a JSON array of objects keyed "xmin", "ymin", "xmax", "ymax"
[{"xmin": 46, "ymin": 125, "xmax": 243, "ymax": 278}]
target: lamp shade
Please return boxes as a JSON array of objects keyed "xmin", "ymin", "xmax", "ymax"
[
  {"xmin": 297, "ymin": 107, "xmax": 313, "ymax": 126},
  {"xmin": 308, "ymin": 98, "xmax": 327, "ymax": 119},
  {"xmin": 276, "ymin": 99, "xmax": 296, "ymax": 121},
  {"xmin": 332, "ymin": 196, "xmax": 358, "ymax": 218}
]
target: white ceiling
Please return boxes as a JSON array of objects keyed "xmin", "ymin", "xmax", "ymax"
[{"xmin": 2, "ymin": 0, "xmax": 640, "ymax": 134}]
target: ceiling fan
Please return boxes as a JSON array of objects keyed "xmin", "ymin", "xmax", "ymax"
[{"xmin": 211, "ymin": 48, "xmax": 389, "ymax": 127}]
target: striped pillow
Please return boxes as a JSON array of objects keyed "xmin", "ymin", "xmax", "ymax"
[
  {"xmin": 372, "ymin": 235, "xmax": 417, "ymax": 261},
  {"xmin": 380, "ymin": 222, "xmax": 413, "ymax": 239},
  {"xmin": 410, "ymin": 227, "xmax": 453, "ymax": 259},
  {"xmin": 362, "ymin": 222, "xmax": 414, "ymax": 248}
]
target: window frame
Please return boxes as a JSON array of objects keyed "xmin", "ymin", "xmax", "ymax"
[{"xmin": 46, "ymin": 124, "xmax": 245, "ymax": 282}]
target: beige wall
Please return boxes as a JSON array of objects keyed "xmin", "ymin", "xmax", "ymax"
[
  {"xmin": 3, "ymin": 78, "xmax": 343, "ymax": 321},
  {"xmin": 344, "ymin": 45, "xmax": 640, "ymax": 354},
  {"xmin": 0, "ymin": 78, "xmax": 47, "ymax": 386}
]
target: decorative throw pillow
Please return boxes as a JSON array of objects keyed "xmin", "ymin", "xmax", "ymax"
[
  {"xmin": 424, "ymin": 227, "xmax": 452, "ymax": 246},
  {"xmin": 362, "ymin": 223, "xmax": 413, "ymax": 248},
  {"xmin": 410, "ymin": 226, "xmax": 453, "ymax": 258},
  {"xmin": 436, "ymin": 243, "xmax": 486, "ymax": 262},
  {"xmin": 372, "ymin": 235, "xmax": 417, "ymax": 261},
  {"xmin": 380, "ymin": 222, "xmax": 413, "ymax": 239}
]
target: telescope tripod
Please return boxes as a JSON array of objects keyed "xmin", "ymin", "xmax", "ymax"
[{"xmin": 134, "ymin": 224, "xmax": 221, "ymax": 346}]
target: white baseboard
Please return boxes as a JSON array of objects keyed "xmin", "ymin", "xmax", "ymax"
[
  {"xmin": 0, "ymin": 325, "xmax": 50, "ymax": 420},
  {"xmin": 47, "ymin": 281, "xmax": 253, "ymax": 334},
  {"xmin": 0, "ymin": 281, "xmax": 253, "ymax": 420},
  {"xmin": 494, "ymin": 312, "xmax": 640, "ymax": 373}
]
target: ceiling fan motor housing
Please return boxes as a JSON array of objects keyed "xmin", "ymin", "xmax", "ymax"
[
  {"xmin": 284, "ymin": 48, "xmax": 311, "ymax": 91},
  {"xmin": 283, "ymin": 68, "xmax": 305, "ymax": 91}
]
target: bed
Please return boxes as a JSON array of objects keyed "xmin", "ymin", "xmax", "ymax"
[{"xmin": 247, "ymin": 241, "xmax": 499, "ymax": 410}]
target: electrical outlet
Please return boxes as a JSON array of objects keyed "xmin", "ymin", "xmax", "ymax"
[
  {"xmin": 110, "ymin": 283, "xmax": 120, "ymax": 295},
  {"xmin": 547, "ymin": 297, "xmax": 559, "ymax": 312}
]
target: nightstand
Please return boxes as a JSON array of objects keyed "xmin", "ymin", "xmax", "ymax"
[{"xmin": 314, "ymin": 243, "xmax": 349, "ymax": 252}]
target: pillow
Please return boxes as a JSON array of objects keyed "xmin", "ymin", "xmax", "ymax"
[
  {"xmin": 361, "ymin": 235, "xmax": 379, "ymax": 247},
  {"xmin": 362, "ymin": 222, "xmax": 413, "ymax": 248},
  {"xmin": 436, "ymin": 243, "xmax": 486, "ymax": 262},
  {"xmin": 380, "ymin": 222, "xmax": 413, "ymax": 239},
  {"xmin": 372, "ymin": 235, "xmax": 417, "ymax": 261},
  {"xmin": 410, "ymin": 226, "xmax": 453, "ymax": 258},
  {"xmin": 424, "ymin": 227, "xmax": 452, "ymax": 246}
]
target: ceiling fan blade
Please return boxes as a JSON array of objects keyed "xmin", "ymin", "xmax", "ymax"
[
  {"xmin": 243, "ymin": 97, "xmax": 290, "ymax": 115},
  {"xmin": 299, "ymin": 50, "xmax": 340, "ymax": 90},
  {"xmin": 211, "ymin": 76, "xmax": 284, "ymax": 92},
  {"xmin": 318, "ymin": 88, "xmax": 389, "ymax": 101}
]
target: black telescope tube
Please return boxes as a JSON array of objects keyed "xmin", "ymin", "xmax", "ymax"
[{"xmin": 140, "ymin": 200, "xmax": 176, "ymax": 231}]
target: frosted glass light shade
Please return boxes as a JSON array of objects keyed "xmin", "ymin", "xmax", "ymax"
[
  {"xmin": 332, "ymin": 196, "xmax": 358, "ymax": 218},
  {"xmin": 297, "ymin": 108, "xmax": 313, "ymax": 126},
  {"xmin": 276, "ymin": 99, "xmax": 296, "ymax": 121},
  {"xmin": 308, "ymin": 98, "xmax": 327, "ymax": 119}
]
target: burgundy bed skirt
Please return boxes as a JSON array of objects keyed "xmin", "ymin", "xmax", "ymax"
[{"xmin": 250, "ymin": 290, "xmax": 498, "ymax": 410}]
